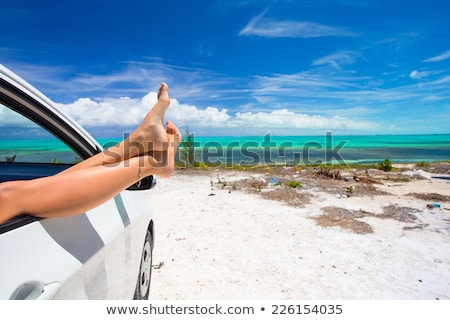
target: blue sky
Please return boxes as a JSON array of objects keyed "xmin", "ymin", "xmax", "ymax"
[{"xmin": 1, "ymin": 0, "xmax": 450, "ymax": 137}]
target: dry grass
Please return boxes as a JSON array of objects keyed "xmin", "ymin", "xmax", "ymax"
[
  {"xmin": 180, "ymin": 162, "xmax": 450, "ymax": 235},
  {"xmin": 311, "ymin": 204, "xmax": 421, "ymax": 234},
  {"xmin": 406, "ymin": 193, "xmax": 450, "ymax": 202},
  {"xmin": 261, "ymin": 187, "xmax": 311, "ymax": 208},
  {"xmin": 312, "ymin": 207, "xmax": 374, "ymax": 234}
]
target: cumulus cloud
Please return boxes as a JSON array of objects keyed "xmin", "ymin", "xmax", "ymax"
[
  {"xmin": 55, "ymin": 93, "xmax": 159, "ymax": 128},
  {"xmin": 239, "ymin": 9, "xmax": 355, "ymax": 38},
  {"xmin": 232, "ymin": 109, "xmax": 374, "ymax": 131},
  {"xmin": 55, "ymin": 90, "xmax": 377, "ymax": 136},
  {"xmin": 166, "ymin": 100, "xmax": 230, "ymax": 127}
]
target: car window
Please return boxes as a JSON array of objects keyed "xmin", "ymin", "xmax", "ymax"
[{"xmin": 0, "ymin": 103, "xmax": 81, "ymax": 165}]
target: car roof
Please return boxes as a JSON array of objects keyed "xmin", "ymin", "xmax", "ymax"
[{"xmin": 0, "ymin": 64, "xmax": 101, "ymax": 158}]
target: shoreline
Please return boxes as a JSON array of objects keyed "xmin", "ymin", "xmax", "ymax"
[{"xmin": 146, "ymin": 162, "xmax": 450, "ymax": 299}]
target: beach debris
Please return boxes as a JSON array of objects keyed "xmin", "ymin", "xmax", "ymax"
[
  {"xmin": 426, "ymin": 203, "xmax": 441, "ymax": 209},
  {"xmin": 269, "ymin": 177, "xmax": 280, "ymax": 185},
  {"xmin": 249, "ymin": 177, "xmax": 266, "ymax": 192},
  {"xmin": 152, "ymin": 261, "xmax": 165, "ymax": 270},
  {"xmin": 353, "ymin": 175, "xmax": 382, "ymax": 184},
  {"xmin": 208, "ymin": 193, "xmax": 216, "ymax": 196},
  {"xmin": 215, "ymin": 175, "xmax": 228, "ymax": 189},
  {"xmin": 401, "ymin": 169, "xmax": 431, "ymax": 180},
  {"xmin": 432, "ymin": 175, "xmax": 450, "ymax": 181},
  {"xmin": 367, "ymin": 168, "xmax": 385, "ymax": 175}
]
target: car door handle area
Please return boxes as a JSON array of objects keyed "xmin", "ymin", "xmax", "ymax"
[{"xmin": 10, "ymin": 281, "xmax": 61, "ymax": 300}]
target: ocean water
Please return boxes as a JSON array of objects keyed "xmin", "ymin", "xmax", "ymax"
[
  {"xmin": 174, "ymin": 133, "xmax": 450, "ymax": 165},
  {"xmin": 2, "ymin": 134, "xmax": 450, "ymax": 165},
  {"xmin": 0, "ymin": 139, "xmax": 81, "ymax": 164}
]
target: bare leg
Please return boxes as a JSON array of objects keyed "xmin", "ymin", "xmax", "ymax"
[
  {"xmin": 62, "ymin": 83, "xmax": 171, "ymax": 174},
  {"xmin": 0, "ymin": 124, "xmax": 181, "ymax": 223}
]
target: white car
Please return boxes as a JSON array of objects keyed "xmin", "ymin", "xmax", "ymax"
[{"xmin": 0, "ymin": 64, "xmax": 155, "ymax": 299}]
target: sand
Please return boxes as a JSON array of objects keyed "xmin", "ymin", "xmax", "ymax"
[{"xmin": 145, "ymin": 164, "xmax": 450, "ymax": 300}]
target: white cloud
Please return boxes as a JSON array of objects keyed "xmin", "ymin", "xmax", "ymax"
[
  {"xmin": 423, "ymin": 50, "xmax": 450, "ymax": 62},
  {"xmin": 432, "ymin": 75, "xmax": 450, "ymax": 85},
  {"xmin": 55, "ymin": 89, "xmax": 377, "ymax": 136},
  {"xmin": 312, "ymin": 51, "xmax": 361, "ymax": 69},
  {"xmin": 166, "ymin": 99, "xmax": 231, "ymax": 127},
  {"xmin": 239, "ymin": 10, "xmax": 355, "ymax": 38},
  {"xmin": 233, "ymin": 109, "xmax": 375, "ymax": 131},
  {"xmin": 55, "ymin": 92, "xmax": 160, "ymax": 128},
  {"xmin": 18, "ymin": 56, "xmax": 449, "ymax": 136},
  {"xmin": 410, "ymin": 70, "xmax": 429, "ymax": 79}
]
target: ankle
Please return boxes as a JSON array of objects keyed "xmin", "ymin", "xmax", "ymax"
[{"xmin": 141, "ymin": 154, "xmax": 174, "ymax": 178}]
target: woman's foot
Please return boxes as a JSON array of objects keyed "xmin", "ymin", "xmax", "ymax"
[
  {"xmin": 145, "ymin": 121, "xmax": 182, "ymax": 178},
  {"xmin": 92, "ymin": 83, "xmax": 172, "ymax": 167},
  {"xmin": 128, "ymin": 83, "xmax": 171, "ymax": 154}
]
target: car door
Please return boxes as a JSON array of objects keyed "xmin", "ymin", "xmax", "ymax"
[{"xmin": 0, "ymin": 66, "xmax": 151, "ymax": 299}]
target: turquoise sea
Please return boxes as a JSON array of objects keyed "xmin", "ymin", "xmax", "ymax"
[
  {"xmin": 177, "ymin": 134, "xmax": 450, "ymax": 165},
  {"xmin": 2, "ymin": 134, "xmax": 449, "ymax": 166}
]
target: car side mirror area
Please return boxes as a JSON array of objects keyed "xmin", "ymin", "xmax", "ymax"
[{"xmin": 127, "ymin": 175, "xmax": 156, "ymax": 191}]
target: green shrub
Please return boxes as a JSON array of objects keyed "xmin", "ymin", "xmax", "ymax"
[
  {"xmin": 179, "ymin": 126, "xmax": 200, "ymax": 167},
  {"xmin": 288, "ymin": 180, "xmax": 302, "ymax": 188},
  {"xmin": 378, "ymin": 159, "xmax": 392, "ymax": 172}
]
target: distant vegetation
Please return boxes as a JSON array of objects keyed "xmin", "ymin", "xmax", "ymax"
[
  {"xmin": 378, "ymin": 159, "xmax": 392, "ymax": 172},
  {"xmin": 288, "ymin": 180, "xmax": 302, "ymax": 188},
  {"xmin": 415, "ymin": 161, "xmax": 430, "ymax": 167},
  {"xmin": 178, "ymin": 126, "xmax": 200, "ymax": 168}
]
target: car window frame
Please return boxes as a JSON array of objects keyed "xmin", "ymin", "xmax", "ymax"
[
  {"xmin": 0, "ymin": 78, "xmax": 101, "ymax": 159},
  {"xmin": 0, "ymin": 74, "xmax": 101, "ymax": 233},
  {"xmin": 0, "ymin": 65, "xmax": 155, "ymax": 233}
]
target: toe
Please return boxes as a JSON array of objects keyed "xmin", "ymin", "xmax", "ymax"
[
  {"xmin": 165, "ymin": 121, "xmax": 176, "ymax": 134},
  {"xmin": 157, "ymin": 83, "xmax": 169, "ymax": 100}
]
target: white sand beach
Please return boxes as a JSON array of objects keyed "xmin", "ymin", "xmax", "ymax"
[{"xmin": 146, "ymin": 164, "xmax": 450, "ymax": 300}]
